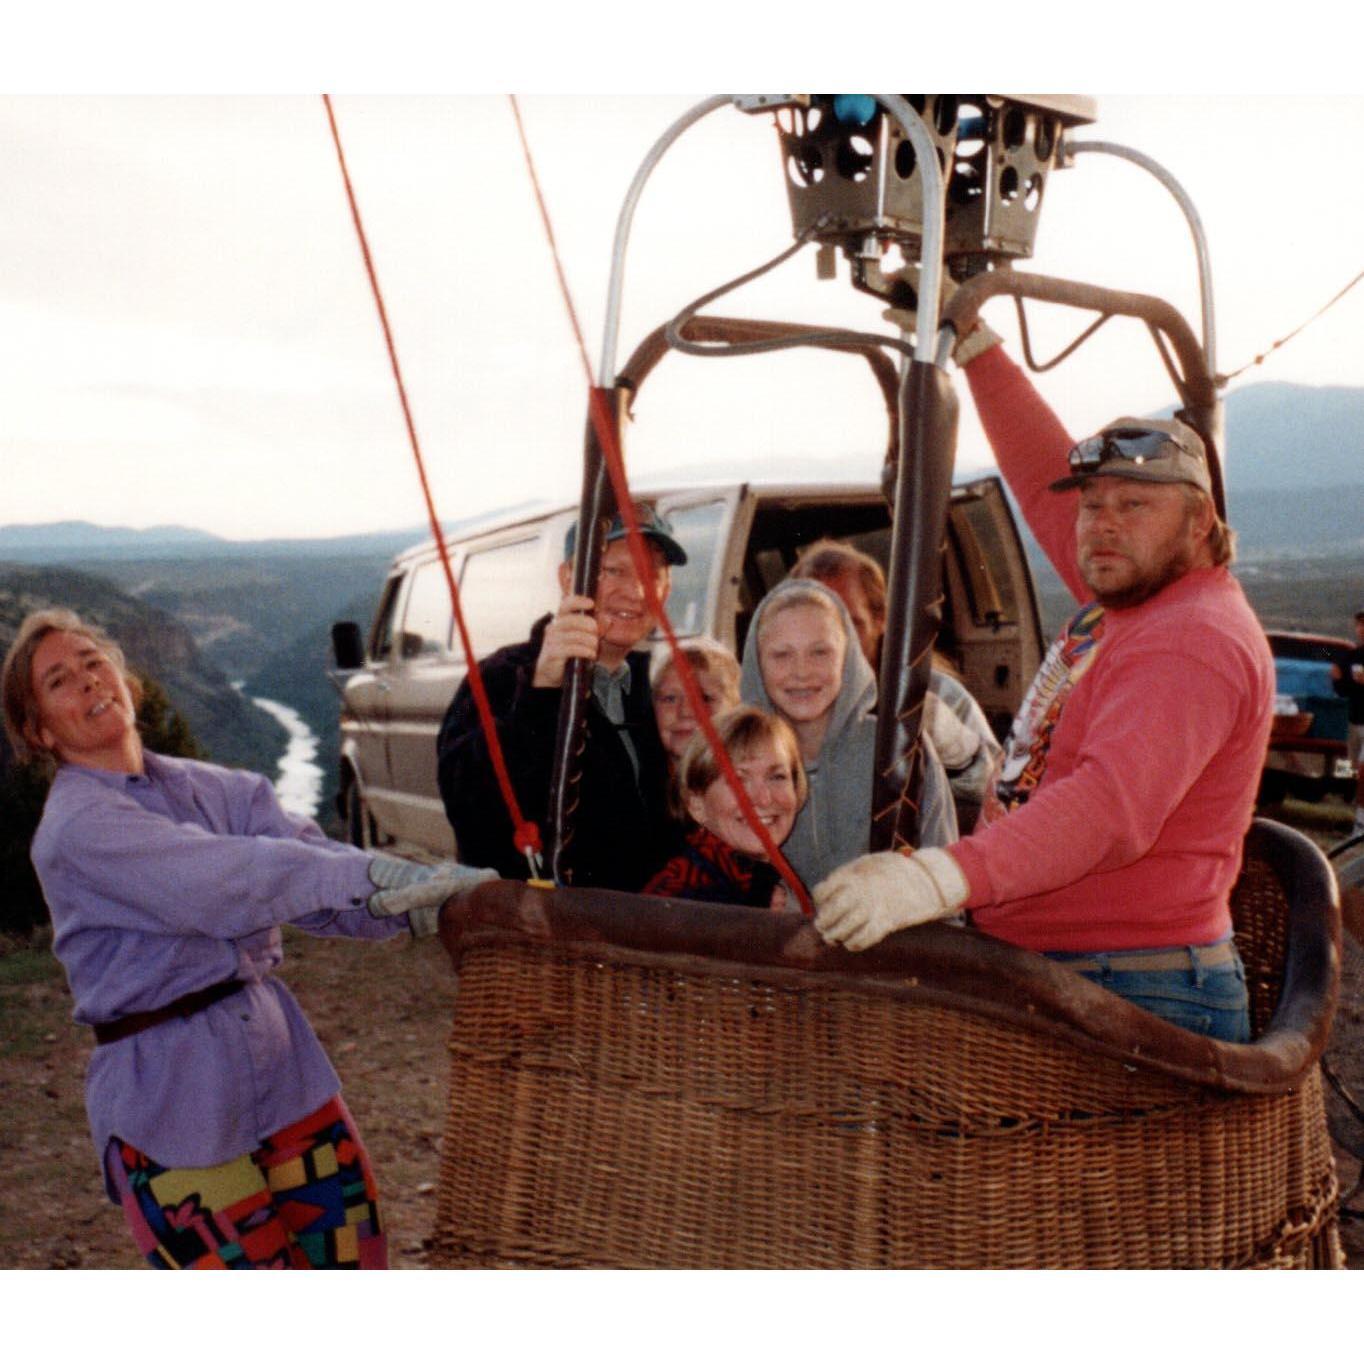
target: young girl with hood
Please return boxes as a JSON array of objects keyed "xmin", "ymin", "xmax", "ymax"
[{"xmin": 740, "ymin": 578, "xmax": 959, "ymax": 888}]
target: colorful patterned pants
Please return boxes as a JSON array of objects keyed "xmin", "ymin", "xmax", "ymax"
[{"xmin": 107, "ymin": 1096, "xmax": 387, "ymax": 1269}]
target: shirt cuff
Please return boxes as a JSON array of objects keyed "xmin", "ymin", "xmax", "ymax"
[{"xmin": 946, "ymin": 838, "xmax": 993, "ymax": 909}]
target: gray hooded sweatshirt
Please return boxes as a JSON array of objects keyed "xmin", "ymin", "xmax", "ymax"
[{"xmin": 739, "ymin": 578, "xmax": 957, "ymax": 888}]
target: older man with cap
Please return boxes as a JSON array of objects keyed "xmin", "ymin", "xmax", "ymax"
[
  {"xmin": 815, "ymin": 330, "xmax": 1273, "ymax": 1042},
  {"xmin": 437, "ymin": 502, "xmax": 686, "ymax": 890}
]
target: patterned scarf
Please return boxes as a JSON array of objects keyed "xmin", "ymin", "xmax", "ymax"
[{"xmin": 980, "ymin": 601, "xmax": 1107, "ymax": 821}]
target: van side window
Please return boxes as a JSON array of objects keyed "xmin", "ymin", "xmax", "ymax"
[
  {"xmin": 460, "ymin": 537, "xmax": 551, "ymax": 656},
  {"xmin": 662, "ymin": 500, "xmax": 726, "ymax": 636},
  {"xmin": 369, "ymin": 575, "xmax": 403, "ymax": 661},
  {"xmin": 400, "ymin": 558, "xmax": 455, "ymax": 658}
]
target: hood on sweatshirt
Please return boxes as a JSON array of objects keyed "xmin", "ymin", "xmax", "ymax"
[{"xmin": 739, "ymin": 577, "xmax": 875, "ymax": 764}]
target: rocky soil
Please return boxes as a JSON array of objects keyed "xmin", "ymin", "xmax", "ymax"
[{"xmin": 0, "ymin": 929, "xmax": 455, "ymax": 1269}]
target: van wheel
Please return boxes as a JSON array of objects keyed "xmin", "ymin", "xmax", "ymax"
[{"xmin": 345, "ymin": 782, "xmax": 373, "ymax": 850}]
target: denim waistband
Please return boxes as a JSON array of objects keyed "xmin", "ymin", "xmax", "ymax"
[{"xmin": 1046, "ymin": 937, "xmax": 1236, "ymax": 975}]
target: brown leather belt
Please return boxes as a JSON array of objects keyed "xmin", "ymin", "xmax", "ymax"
[
  {"xmin": 92, "ymin": 979, "xmax": 245, "ymax": 1046},
  {"xmin": 1053, "ymin": 940, "xmax": 1236, "ymax": 975}
]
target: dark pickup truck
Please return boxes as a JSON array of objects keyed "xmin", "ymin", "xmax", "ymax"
[{"xmin": 1260, "ymin": 630, "xmax": 1356, "ymax": 806}]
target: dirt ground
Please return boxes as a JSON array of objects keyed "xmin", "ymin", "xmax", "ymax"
[
  {"xmin": 0, "ymin": 930, "xmax": 456, "ymax": 1270},
  {"xmin": 2, "ymin": 795, "xmax": 1361, "ymax": 1271}
]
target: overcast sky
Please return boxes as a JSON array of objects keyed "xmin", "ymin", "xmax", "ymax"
[{"xmin": 2, "ymin": 85, "xmax": 1361, "ymax": 540}]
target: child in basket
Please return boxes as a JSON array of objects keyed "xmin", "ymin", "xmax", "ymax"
[{"xmin": 643, "ymin": 705, "xmax": 808, "ymax": 911}]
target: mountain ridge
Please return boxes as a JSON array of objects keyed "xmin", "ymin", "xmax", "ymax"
[
  {"xmin": 0, "ymin": 522, "xmax": 432, "ymax": 563},
  {"xmin": 0, "ymin": 565, "xmax": 287, "ymax": 775},
  {"xmin": 4, "ymin": 380, "xmax": 1362, "ymax": 560}
]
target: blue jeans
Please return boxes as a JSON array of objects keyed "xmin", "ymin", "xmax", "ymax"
[{"xmin": 1044, "ymin": 940, "xmax": 1251, "ymax": 1043}]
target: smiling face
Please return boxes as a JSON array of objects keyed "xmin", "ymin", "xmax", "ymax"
[
  {"xmin": 29, "ymin": 630, "xmax": 142, "ymax": 771},
  {"xmin": 1075, "ymin": 478, "xmax": 1212, "ymax": 609},
  {"xmin": 756, "ymin": 600, "xmax": 847, "ymax": 757},
  {"xmin": 558, "ymin": 538, "xmax": 671, "ymax": 668},
  {"xmin": 684, "ymin": 736, "xmax": 801, "ymax": 859},
  {"xmin": 653, "ymin": 663, "xmax": 735, "ymax": 761}
]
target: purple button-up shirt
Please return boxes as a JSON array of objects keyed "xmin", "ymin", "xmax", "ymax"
[{"xmin": 31, "ymin": 751, "xmax": 404, "ymax": 1197}]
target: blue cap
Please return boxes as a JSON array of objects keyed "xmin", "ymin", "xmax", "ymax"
[{"xmin": 562, "ymin": 503, "xmax": 687, "ymax": 567}]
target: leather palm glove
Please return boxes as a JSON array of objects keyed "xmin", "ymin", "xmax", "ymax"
[
  {"xmin": 814, "ymin": 847, "xmax": 970, "ymax": 952},
  {"xmin": 924, "ymin": 691, "xmax": 982, "ymax": 772},
  {"xmin": 368, "ymin": 859, "xmax": 499, "ymax": 938}
]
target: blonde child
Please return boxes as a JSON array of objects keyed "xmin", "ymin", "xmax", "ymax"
[{"xmin": 651, "ymin": 637, "xmax": 741, "ymax": 766}]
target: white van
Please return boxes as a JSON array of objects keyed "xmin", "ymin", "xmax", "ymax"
[{"xmin": 331, "ymin": 476, "xmax": 1043, "ymax": 858}]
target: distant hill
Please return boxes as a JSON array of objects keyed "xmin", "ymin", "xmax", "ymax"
[
  {"xmin": 984, "ymin": 380, "xmax": 1364, "ymax": 559},
  {"xmin": 1227, "ymin": 483, "xmax": 1364, "ymax": 557},
  {"xmin": 0, "ymin": 521, "xmax": 429, "ymax": 564},
  {"xmin": 0, "ymin": 565, "xmax": 286, "ymax": 775},
  {"xmin": 77, "ymin": 554, "xmax": 393, "ymax": 680},
  {"xmin": 1222, "ymin": 382, "xmax": 1364, "ymax": 490},
  {"xmin": 1216, "ymin": 382, "xmax": 1364, "ymax": 554},
  {"xmin": 0, "ymin": 502, "xmax": 549, "ymax": 567},
  {"xmin": 0, "ymin": 521, "xmax": 225, "ymax": 556}
]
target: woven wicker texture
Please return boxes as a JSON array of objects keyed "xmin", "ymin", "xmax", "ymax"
[{"xmin": 431, "ymin": 820, "xmax": 1343, "ymax": 1268}]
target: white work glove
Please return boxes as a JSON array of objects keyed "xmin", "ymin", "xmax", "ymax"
[
  {"xmin": 924, "ymin": 691, "xmax": 982, "ymax": 772},
  {"xmin": 881, "ymin": 269, "xmax": 1003, "ymax": 367},
  {"xmin": 951, "ymin": 313, "xmax": 1004, "ymax": 367},
  {"xmin": 814, "ymin": 847, "xmax": 969, "ymax": 952},
  {"xmin": 368, "ymin": 854, "xmax": 439, "ymax": 892},
  {"xmin": 368, "ymin": 859, "xmax": 499, "ymax": 938}
]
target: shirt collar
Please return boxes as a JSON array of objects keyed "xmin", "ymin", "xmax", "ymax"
[
  {"xmin": 593, "ymin": 660, "xmax": 632, "ymax": 693},
  {"xmin": 56, "ymin": 756, "xmax": 153, "ymax": 788}
]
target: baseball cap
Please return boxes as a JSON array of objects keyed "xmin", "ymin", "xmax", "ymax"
[
  {"xmin": 1050, "ymin": 417, "xmax": 1211, "ymax": 495},
  {"xmin": 562, "ymin": 502, "xmax": 688, "ymax": 566}
]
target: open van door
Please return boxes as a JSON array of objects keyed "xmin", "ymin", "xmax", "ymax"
[{"xmin": 944, "ymin": 475, "xmax": 1045, "ymax": 738}]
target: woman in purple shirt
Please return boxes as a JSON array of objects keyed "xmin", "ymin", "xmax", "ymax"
[{"xmin": 1, "ymin": 608, "xmax": 495, "ymax": 1270}]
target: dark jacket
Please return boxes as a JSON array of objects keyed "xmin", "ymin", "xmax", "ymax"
[
  {"xmin": 436, "ymin": 615, "xmax": 674, "ymax": 890},
  {"xmin": 1333, "ymin": 646, "xmax": 1364, "ymax": 725}
]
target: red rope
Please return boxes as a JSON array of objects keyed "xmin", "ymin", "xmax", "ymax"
[
  {"xmin": 508, "ymin": 95, "xmax": 814, "ymax": 916},
  {"xmin": 321, "ymin": 95, "xmax": 541, "ymax": 865}
]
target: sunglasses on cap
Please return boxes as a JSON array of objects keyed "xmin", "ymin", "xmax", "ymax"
[{"xmin": 1066, "ymin": 426, "xmax": 1201, "ymax": 476}]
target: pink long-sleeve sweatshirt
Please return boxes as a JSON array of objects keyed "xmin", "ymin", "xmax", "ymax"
[{"xmin": 949, "ymin": 346, "xmax": 1274, "ymax": 952}]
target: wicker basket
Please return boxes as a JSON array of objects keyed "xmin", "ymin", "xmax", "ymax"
[{"xmin": 430, "ymin": 818, "xmax": 1343, "ymax": 1268}]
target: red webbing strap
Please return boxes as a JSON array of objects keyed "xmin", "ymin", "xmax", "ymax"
[
  {"xmin": 509, "ymin": 96, "xmax": 814, "ymax": 916},
  {"xmin": 321, "ymin": 95, "xmax": 541, "ymax": 868}
]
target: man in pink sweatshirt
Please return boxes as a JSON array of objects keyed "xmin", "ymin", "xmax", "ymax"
[{"xmin": 814, "ymin": 323, "xmax": 1273, "ymax": 1043}]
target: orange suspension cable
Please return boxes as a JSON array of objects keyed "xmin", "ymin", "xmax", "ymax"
[
  {"xmin": 509, "ymin": 95, "xmax": 814, "ymax": 915},
  {"xmin": 322, "ymin": 94, "xmax": 542, "ymax": 869}
]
